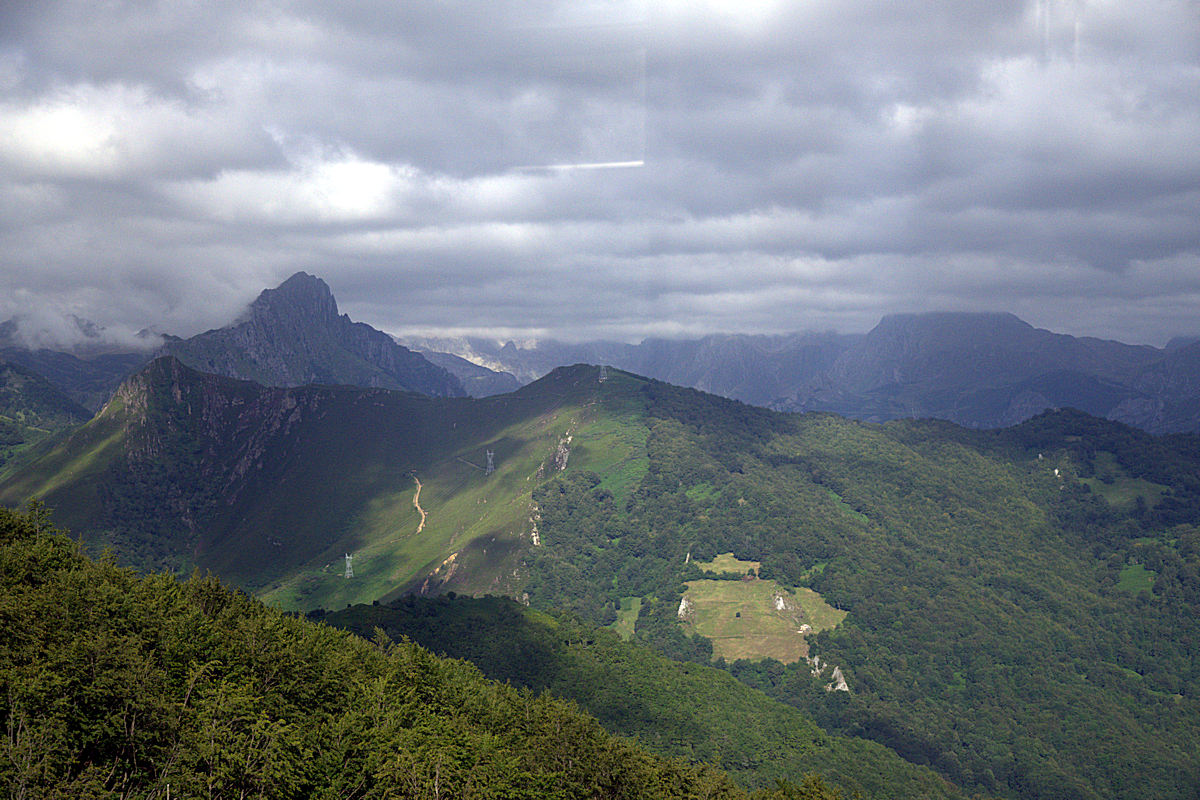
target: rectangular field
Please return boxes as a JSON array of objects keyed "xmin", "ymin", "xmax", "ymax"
[{"xmin": 680, "ymin": 578, "xmax": 844, "ymax": 664}]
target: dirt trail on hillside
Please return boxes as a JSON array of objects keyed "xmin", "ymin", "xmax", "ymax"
[{"xmin": 412, "ymin": 474, "xmax": 427, "ymax": 533}]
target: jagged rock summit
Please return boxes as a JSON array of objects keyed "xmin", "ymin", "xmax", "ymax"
[{"xmin": 164, "ymin": 272, "xmax": 465, "ymax": 397}]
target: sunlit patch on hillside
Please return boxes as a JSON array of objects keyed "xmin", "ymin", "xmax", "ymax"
[
  {"xmin": 679, "ymin": 569, "xmax": 845, "ymax": 664},
  {"xmin": 1080, "ymin": 451, "xmax": 1167, "ymax": 511}
]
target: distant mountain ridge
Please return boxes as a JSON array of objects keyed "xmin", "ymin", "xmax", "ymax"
[
  {"xmin": 6, "ymin": 275, "xmax": 1198, "ymax": 432},
  {"xmin": 403, "ymin": 331, "xmax": 855, "ymax": 407},
  {"xmin": 783, "ymin": 312, "xmax": 1170, "ymax": 428},
  {"xmin": 163, "ymin": 272, "xmax": 466, "ymax": 397},
  {"xmin": 406, "ymin": 313, "xmax": 1200, "ymax": 433}
]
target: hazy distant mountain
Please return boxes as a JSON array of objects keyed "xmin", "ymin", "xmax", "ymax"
[
  {"xmin": 403, "ymin": 332, "xmax": 857, "ymax": 407},
  {"xmin": 410, "ymin": 313, "xmax": 1200, "ymax": 433},
  {"xmin": 164, "ymin": 272, "xmax": 466, "ymax": 397},
  {"xmin": 0, "ymin": 316, "xmax": 158, "ymax": 411},
  {"xmin": 0, "ymin": 348, "xmax": 153, "ymax": 412},
  {"xmin": 401, "ymin": 335, "xmax": 634, "ymax": 384},
  {"xmin": 622, "ymin": 333, "xmax": 854, "ymax": 406},
  {"xmin": 780, "ymin": 312, "xmax": 1170, "ymax": 428},
  {"xmin": 415, "ymin": 350, "xmax": 520, "ymax": 397},
  {"xmin": 1109, "ymin": 340, "xmax": 1200, "ymax": 433}
]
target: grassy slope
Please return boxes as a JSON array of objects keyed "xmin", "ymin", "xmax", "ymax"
[
  {"xmin": 683, "ymin": 579, "xmax": 809, "ymax": 663},
  {"xmin": 683, "ymin": 554, "xmax": 846, "ymax": 663},
  {"xmin": 0, "ymin": 396, "xmax": 128, "ymax": 523},
  {"xmin": 0, "ymin": 360, "xmax": 654, "ymax": 613},
  {"xmin": 256, "ymin": 367, "xmax": 653, "ymax": 610}
]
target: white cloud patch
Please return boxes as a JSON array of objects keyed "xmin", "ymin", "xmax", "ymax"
[{"xmin": 174, "ymin": 153, "xmax": 411, "ymax": 224}]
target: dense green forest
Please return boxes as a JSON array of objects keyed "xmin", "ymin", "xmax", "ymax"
[
  {"xmin": 325, "ymin": 595, "xmax": 965, "ymax": 799},
  {"xmin": 512, "ymin": 382, "xmax": 1200, "ymax": 800},
  {"xmin": 0, "ymin": 504, "xmax": 855, "ymax": 800}
]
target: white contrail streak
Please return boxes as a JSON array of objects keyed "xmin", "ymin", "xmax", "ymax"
[{"xmin": 516, "ymin": 160, "xmax": 645, "ymax": 172}]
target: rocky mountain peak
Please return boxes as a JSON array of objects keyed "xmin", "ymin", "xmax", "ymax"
[
  {"xmin": 162, "ymin": 274, "xmax": 465, "ymax": 397},
  {"xmin": 249, "ymin": 272, "xmax": 339, "ymax": 325}
]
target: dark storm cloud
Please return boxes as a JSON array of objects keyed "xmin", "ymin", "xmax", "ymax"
[{"xmin": 1, "ymin": 0, "xmax": 1198, "ymax": 348}]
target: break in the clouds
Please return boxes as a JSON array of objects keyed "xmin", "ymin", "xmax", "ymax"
[{"xmin": 1, "ymin": 0, "xmax": 1198, "ymax": 347}]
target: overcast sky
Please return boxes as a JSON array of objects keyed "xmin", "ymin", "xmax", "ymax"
[{"xmin": 2, "ymin": 0, "xmax": 1199, "ymax": 348}]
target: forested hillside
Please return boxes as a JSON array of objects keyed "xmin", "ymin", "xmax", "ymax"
[
  {"xmin": 326, "ymin": 595, "xmax": 966, "ymax": 799},
  {"xmin": 507, "ymin": 383, "xmax": 1200, "ymax": 800},
  {"xmin": 0, "ymin": 504, "xmax": 850, "ymax": 800}
]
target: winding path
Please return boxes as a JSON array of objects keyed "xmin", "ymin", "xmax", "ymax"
[{"xmin": 412, "ymin": 474, "xmax": 428, "ymax": 533}]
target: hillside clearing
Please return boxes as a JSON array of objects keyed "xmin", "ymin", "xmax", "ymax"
[{"xmin": 680, "ymin": 577, "xmax": 845, "ymax": 663}]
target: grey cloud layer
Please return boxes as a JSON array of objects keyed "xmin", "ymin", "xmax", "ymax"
[{"xmin": 1, "ymin": 0, "xmax": 1198, "ymax": 347}]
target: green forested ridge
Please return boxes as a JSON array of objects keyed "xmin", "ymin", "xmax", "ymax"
[
  {"xmin": 0, "ymin": 504, "xmax": 861, "ymax": 800},
  {"xmin": 0, "ymin": 357, "xmax": 633, "ymax": 604},
  {"xmin": 324, "ymin": 594, "xmax": 966, "ymax": 799},
  {"xmin": 512, "ymin": 385, "xmax": 1200, "ymax": 800}
]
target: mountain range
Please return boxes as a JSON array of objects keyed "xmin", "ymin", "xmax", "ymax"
[
  {"xmin": 5, "ymin": 271, "xmax": 1200, "ymax": 797},
  {"xmin": 407, "ymin": 312, "xmax": 1200, "ymax": 433},
  {"xmin": 4, "ymin": 272, "xmax": 1199, "ymax": 435}
]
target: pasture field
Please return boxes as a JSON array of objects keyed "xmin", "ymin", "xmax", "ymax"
[
  {"xmin": 681, "ymin": 577, "xmax": 844, "ymax": 663},
  {"xmin": 1117, "ymin": 563, "xmax": 1156, "ymax": 594},
  {"xmin": 1081, "ymin": 452, "xmax": 1167, "ymax": 510}
]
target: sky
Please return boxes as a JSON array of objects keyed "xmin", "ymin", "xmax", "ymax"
[{"xmin": 1, "ymin": 0, "xmax": 1199, "ymax": 349}]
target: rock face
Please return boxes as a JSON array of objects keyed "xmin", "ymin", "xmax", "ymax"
[{"xmin": 165, "ymin": 272, "xmax": 465, "ymax": 397}]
